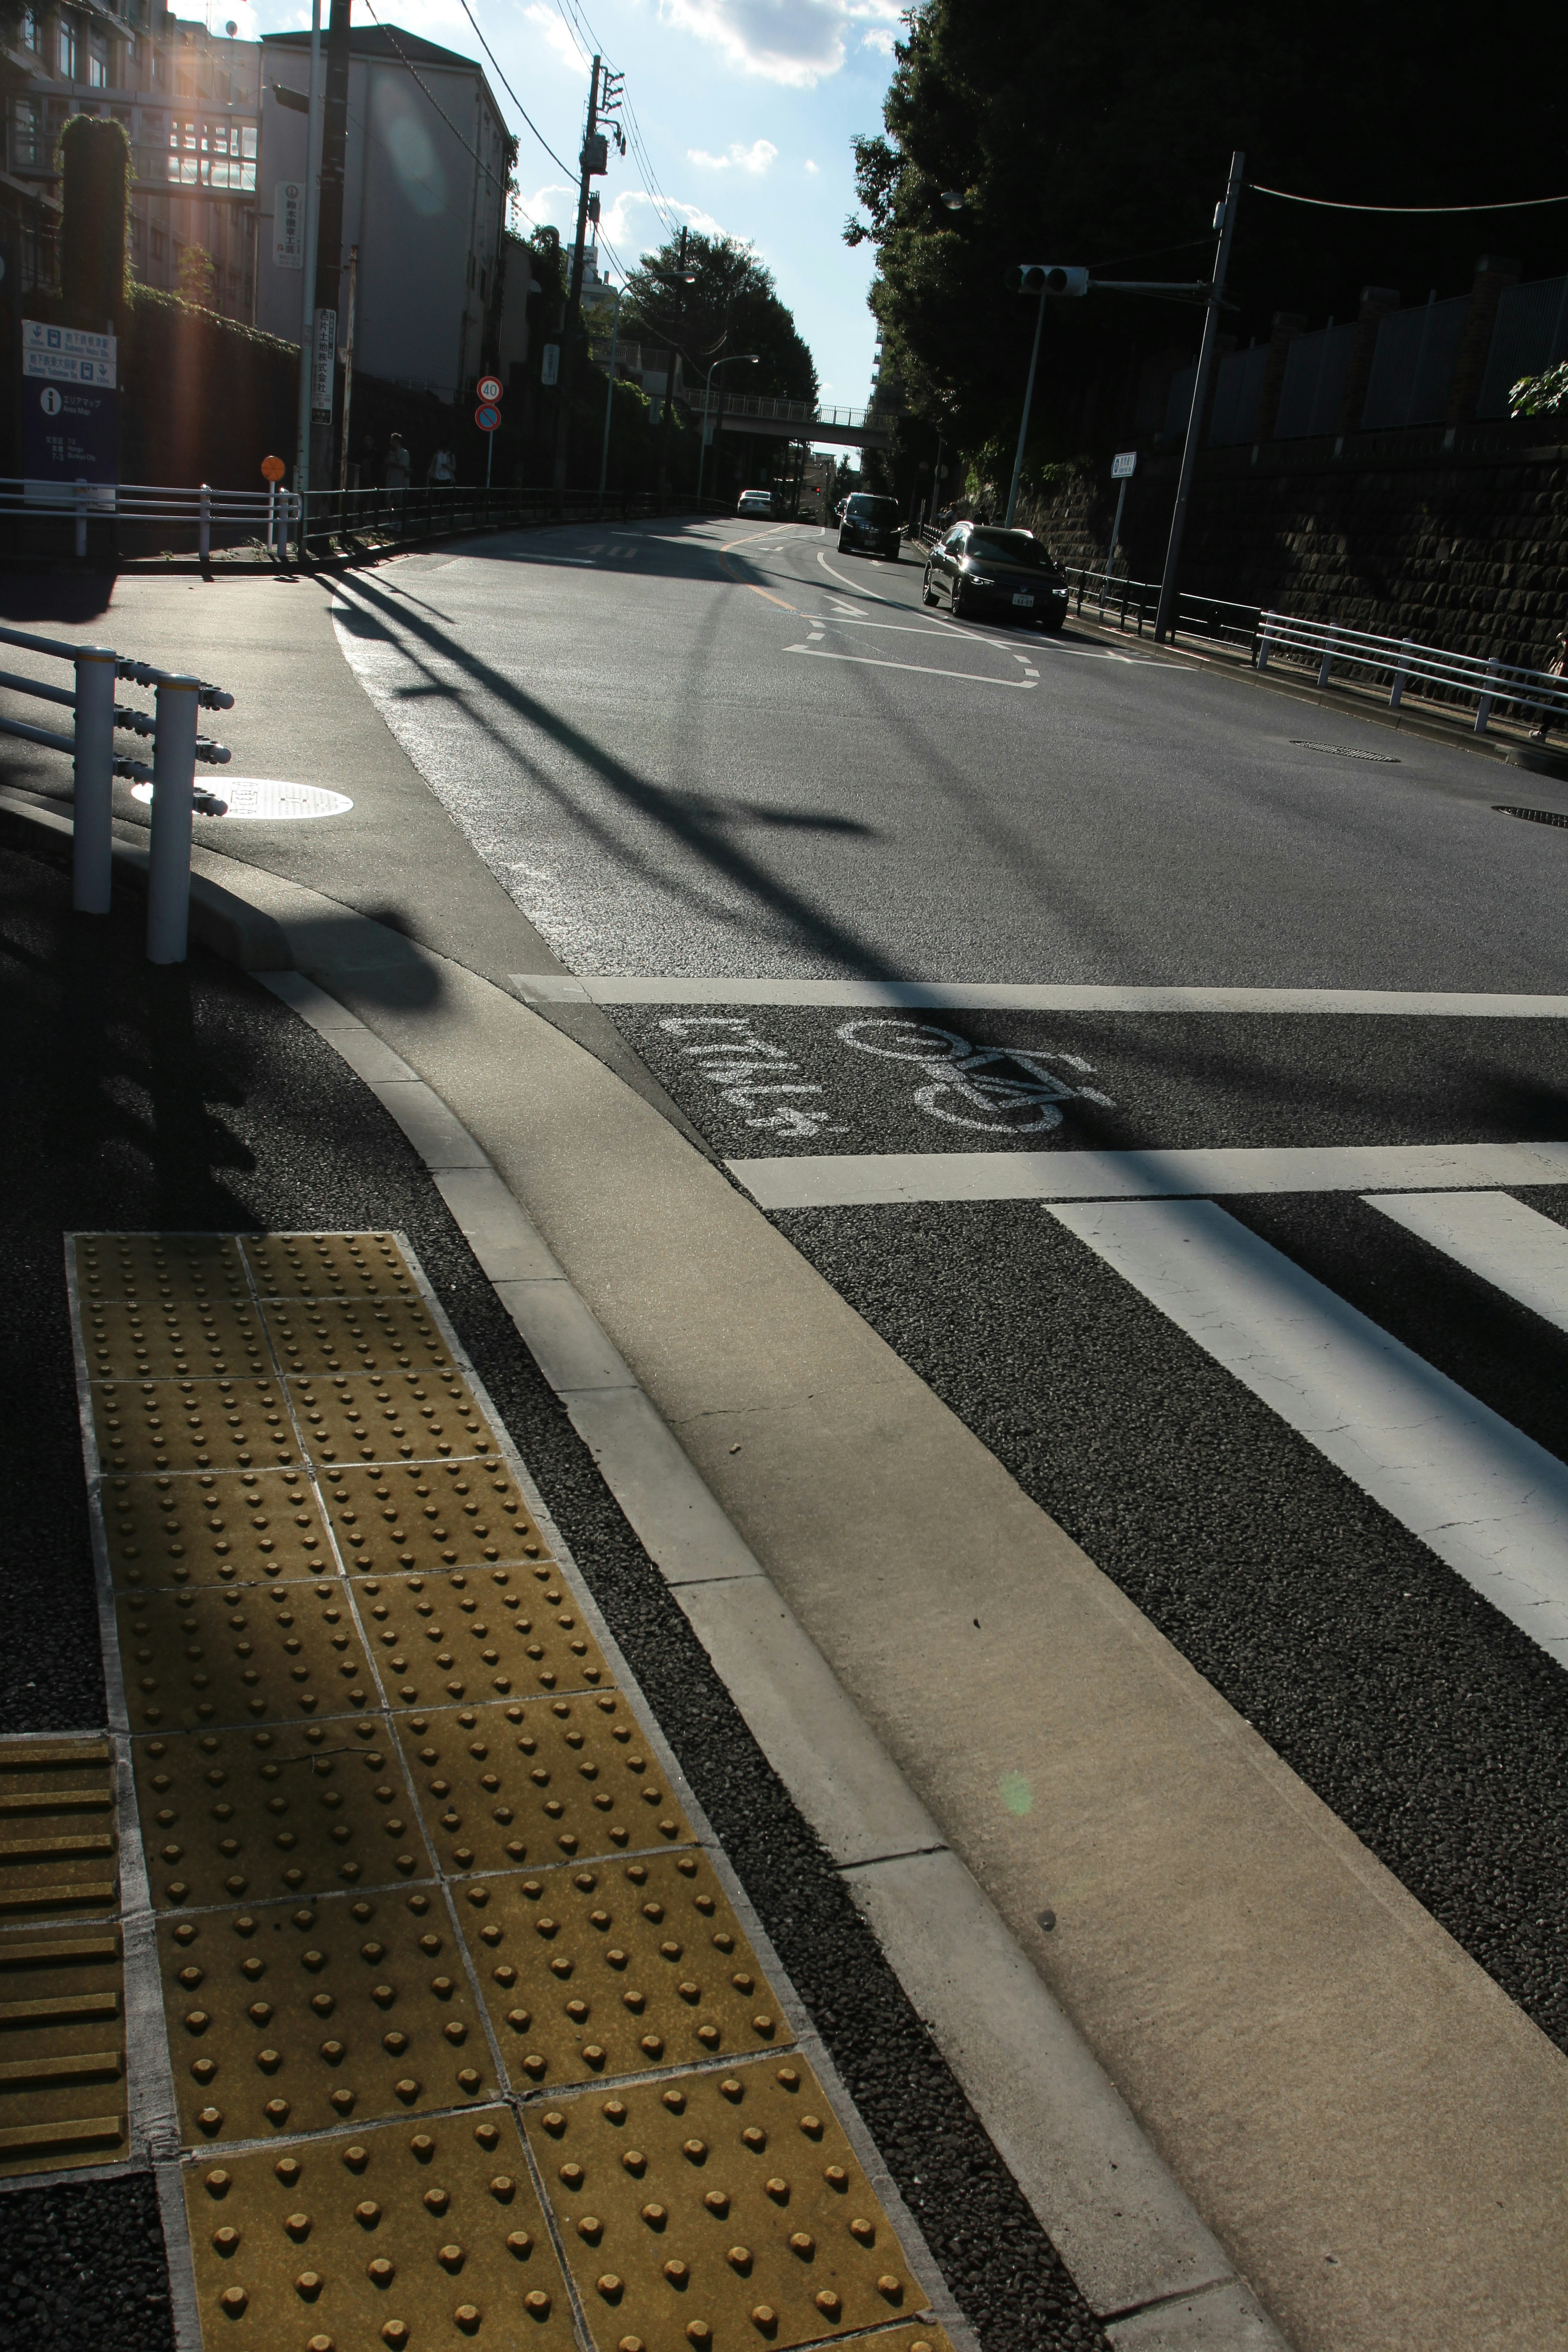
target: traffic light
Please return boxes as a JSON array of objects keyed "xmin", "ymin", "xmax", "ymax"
[{"xmin": 1008, "ymin": 265, "xmax": 1089, "ymax": 296}]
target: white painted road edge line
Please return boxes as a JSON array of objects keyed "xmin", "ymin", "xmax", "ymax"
[
  {"xmin": 784, "ymin": 644, "xmax": 1038, "ymax": 689},
  {"xmin": 727, "ymin": 1139, "xmax": 1568, "ymax": 1212},
  {"xmin": 1049, "ymin": 1198, "xmax": 1568, "ymax": 1669},
  {"xmin": 510, "ymin": 974, "xmax": 1568, "ymax": 1015},
  {"xmin": 1365, "ymin": 1189, "xmax": 1568, "ymax": 1335},
  {"xmin": 259, "ymin": 966, "xmax": 1289, "ymax": 2346}
]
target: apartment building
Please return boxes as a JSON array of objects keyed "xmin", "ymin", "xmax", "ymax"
[{"xmin": 2, "ymin": 2, "xmax": 260, "ymax": 321}]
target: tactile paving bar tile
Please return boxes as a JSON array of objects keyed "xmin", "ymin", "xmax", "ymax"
[
  {"xmin": 185, "ymin": 2107, "xmax": 575, "ymax": 2352},
  {"xmin": 265, "ymin": 1294, "xmax": 459, "ymax": 1380},
  {"xmin": 292, "ymin": 1373, "xmax": 498, "ymax": 1471},
  {"xmin": 396, "ymin": 1698, "xmax": 693, "ymax": 1878},
  {"xmin": 243, "ymin": 1229, "xmax": 420, "ymax": 1303},
  {"xmin": 117, "ymin": 1583, "xmax": 374, "ymax": 1733},
  {"xmin": 459, "ymin": 1850, "xmax": 787, "ymax": 2093},
  {"xmin": 356, "ymin": 1569, "xmax": 610, "ymax": 1709},
  {"xmin": 82, "ymin": 1298, "xmax": 272, "ymax": 1382},
  {"xmin": 0, "ymin": 1926, "xmax": 127, "ymax": 2177},
  {"xmin": 92, "ymin": 1379, "xmax": 301, "ymax": 1476},
  {"xmin": 160, "ymin": 1889, "xmax": 496, "ymax": 2145},
  {"xmin": 102, "ymin": 1468, "xmax": 336, "ymax": 1592},
  {"xmin": 0, "ymin": 1740, "xmax": 118, "ymax": 1921},
  {"xmin": 325, "ymin": 1459, "xmax": 552, "ymax": 1574},
  {"xmin": 526, "ymin": 2056, "xmax": 933, "ymax": 2350},
  {"xmin": 75, "ymin": 1231, "xmax": 249, "ymax": 1306},
  {"xmin": 134, "ymin": 1719, "xmax": 433, "ymax": 1912},
  {"xmin": 831, "ymin": 2329, "xmax": 956, "ymax": 2352}
]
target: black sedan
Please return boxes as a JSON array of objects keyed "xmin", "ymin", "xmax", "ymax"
[
  {"xmin": 836, "ymin": 491, "xmax": 901, "ymax": 559},
  {"xmin": 923, "ymin": 522, "xmax": 1070, "ymax": 631}
]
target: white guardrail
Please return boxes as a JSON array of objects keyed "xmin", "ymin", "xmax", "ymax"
[
  {"xmin": 1256, "ymin": 611, "xmax": 1568, "ymax": 735},
  {"xmin": 2, "ymin": 478, "xmax": 298, "ymax": 560},
  {"xmin": 0, "ymin": 623, "xmax": 234, "ymax": 962}
]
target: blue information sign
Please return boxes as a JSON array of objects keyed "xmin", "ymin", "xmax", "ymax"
[{"xmin": 22, "ymin": 377, "xmax": 118, "ymax": 489}]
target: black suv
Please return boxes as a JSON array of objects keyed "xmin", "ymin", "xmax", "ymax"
[
  {"xmin": 923, "ymin": 521, "xmax": 1070, "ymax": 631},
  {"xmin": 836, "ymin": 492, "xmax": 901, "ymax": 560}
]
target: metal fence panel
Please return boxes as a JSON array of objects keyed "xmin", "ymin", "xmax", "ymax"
[
  {"xmin": 1359, "ymin": 295, "xmax": 1468, "ymax": 430},
  {"xmin": 1273, "ymin": 323, "xmax": 1356, "ymax": 439},
  {"xmin": 1477, "ymin": 274, "xmax": 1568, "ymax": 417},
  {"xmin": 1209, "ymin": 344, "xmax": 1269, "ymax": 445}
]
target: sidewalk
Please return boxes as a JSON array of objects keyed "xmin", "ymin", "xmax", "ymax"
[{"xmin": 6, "ymin": 549, "xmax": 1568, "ymax": 2352}]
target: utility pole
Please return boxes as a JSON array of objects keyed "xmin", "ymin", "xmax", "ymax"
[
  {"xmin": 307, "ymin": 0, "xmax": 352, "ymax": 493},
  {"xmin": 1154, "ymin": 148, "xmax": 1244, "ymax": 644},
  {"xmin": 291, "ymin": 0, "xmax": 322, "ymax": 558},
  {"xmin": 553, "ymin": 54, "xmax": 616, "ymax": 496},
  {"xmin": 655, "ymin": 224, "xmax": 690, "ymax": 499}
]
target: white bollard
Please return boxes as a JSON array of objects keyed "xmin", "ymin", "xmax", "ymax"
[
  {"xmin": 1317, "ymin": 624, "xmax": 1337, "ymax": 690},
  {"xmin": 198, "ymin": 482, "xmax": 211, "ymax": 565},
  {"xmin": 71, "ymin": 646, "xmax": 118, "ymax": 915},
  {"xmin": 1473, "ymin": 653, "xmax": 1501, "ymax": 735},
  {"xmin": 1256, "ymin": 616, "xmax": 1275, "ymax": 670},
  {"xmin": 1388, "ymin": 638, "xmax": 1414, "ymax": 710},
  {"xmin": 146, "ymin": 677, "xmax": 200, "ymax": 965}
]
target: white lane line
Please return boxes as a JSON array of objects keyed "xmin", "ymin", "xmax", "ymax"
[
  {"xmin": 1048, "ymin": 1197, "xmax": 1568, "ymax": 1667},
  {"xmin": 816, "ymin": 550, "xmax": 912, "ymax": 608},
  {"xmin": 725, "ymin": 1141, "xmax": 1568, "ymax": 1211},
  {"xmin": 1366, "ymin": 1190, "xmax": 1568, "ymax": 1333},
  {"xmin": 810, "ymin": 613, "xmax": 981, "ymax": 640},
  {"xmin": 784, "ymin": 646, "xmax": 1037, "ymax": 689},
  {"xmin": 510, "ymin": 976, "xmax": 1568, "ymax": 1015}
]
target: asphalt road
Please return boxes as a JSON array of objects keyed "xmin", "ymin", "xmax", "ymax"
[{"xmin": 333, "ymin": 517, "xmax": 1568, "ymax": 2070}]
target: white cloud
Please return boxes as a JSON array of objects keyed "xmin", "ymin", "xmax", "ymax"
[
  {"xmin": 804, "ymin": 158, "xmax": 818, "ymax": 174},
  {"xmin": 521, "ymin": 0, "xmax": 588, "ymax": 72},
  {"xmin": 598, "ymin": 186, "xmax": 730, "ymax": 253},
  {"xmin": 860, "ymin": 24, "xmax": 895, "ymax": 51},
  {"xmin": 656, "ymin": 0, "xmax": 901, "ymax": 88},
  {"xmin": 687, "ymin": 138, "xmax": 779, "ymax": 174}
]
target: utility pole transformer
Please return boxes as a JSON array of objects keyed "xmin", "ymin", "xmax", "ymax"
[
  {"xmin": 552, "ymin": 53, "xmax": 608, "ymax": 497},
  {"xmin": 307, "ymin": 0, "xmax": 353, "ymax": 490},
  {"xmin": 1154, "ymin": 149, "xmax": 1244, "ymax": 644}
]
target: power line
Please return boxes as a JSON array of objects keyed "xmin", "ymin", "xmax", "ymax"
[
  {"xmin": 450, "ymin": 0, "xmax": 575, "ymax": 178},
  {"xmin": 1249, "ymin": 182, "xmax": 1568, "ymax": 214},
  {"xmin": 358, "ymin": 0, "xmax": 503, "ymax": 193}
]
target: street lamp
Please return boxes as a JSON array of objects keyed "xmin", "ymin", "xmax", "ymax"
[{"xmin": 696, "ymin": 353, "xmax": 759, "ymax": 504}]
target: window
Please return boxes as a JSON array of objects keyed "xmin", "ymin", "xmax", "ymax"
[
  {"xmin": 205, "ymin": 115, "xmax": 255, "ymax": 189},
  {"xmin": 58, "ymin": 19, "xmax": 78, "ymax": 78},
  {"xmin": 10, "ymin": 96, "xmax": 44, "ymax": 167},
  {"xmin": 20, "ymin": 7, "xmax": 39, "ymax": 49},
  {"xmin": 88, "ymin": 42, "xmax": 107, "ymax": 87},
  {"xmin": 150, "ymin": 222, "xmax": 167, "ymax": 260}
]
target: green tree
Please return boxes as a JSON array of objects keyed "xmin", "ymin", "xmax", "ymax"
[
  {"xmin": 58, "ymin": 113, "xmax": 131, "ymax": 324},
  {"xmin": 623, "ymin": 231, "xmax": 817, "ymax": 405}
]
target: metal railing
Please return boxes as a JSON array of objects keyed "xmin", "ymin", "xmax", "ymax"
[
  {"xmin": 909, "ymin": 531, "xmax": 1263, "ymax": 647},
  {"xmin": 0, "ymin": 623, "xmax": 233, "ymax": 963},
  {"xmin": 2, "ymin": 478, "xmax": 294, "ymax": 562},
  {"xmin": 1254, "ymin": 611, "xmax": 1568, "ymax": 734}
]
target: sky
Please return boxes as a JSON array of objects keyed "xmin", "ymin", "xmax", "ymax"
[{"xmin": 232, "ymin": 0, "xmax": 903, "ymax": 410}]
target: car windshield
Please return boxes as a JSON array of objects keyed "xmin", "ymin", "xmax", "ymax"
[
  {"xmin": 846, "ymin": 496, "xmax": 897, "ymax": 521},
  {"xmin": 967, "ymin": 530, "xmax": 1049, "ymax": 568}
]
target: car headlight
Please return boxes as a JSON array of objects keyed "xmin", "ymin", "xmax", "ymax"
[
  {"xmin": 967, "ymin": 573, "xmax": 995, "ymax": 587},
  {"xmin": 1052, "ymin": 585, "xmax": 1068, "ymax": 597}
]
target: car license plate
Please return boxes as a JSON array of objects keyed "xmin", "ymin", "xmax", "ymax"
[{"xmin": 1012, "ymin": 592, "xmax": 1034, "ymax": 608}]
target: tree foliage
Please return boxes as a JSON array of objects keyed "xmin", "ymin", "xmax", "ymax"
[
  {"xmin": 851, "ymin": 1, "xmax": 1568, "ymax": 473},
  {"xmin": 58, "ymin": 113, "xmax": 131, "ymax": 325},
  {"xmin": 621, "ymin": 231, "xmax": 816, "ymax": 404}
]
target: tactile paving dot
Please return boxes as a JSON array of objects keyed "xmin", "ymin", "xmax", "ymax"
[
  {"xmin": 291, "ymin": 1374, "xmax": 497, "ymax": 1470},
  {"xmin": 117, "ymin": 1582, "xmax": 373, "ymax": 1732},
  {"xmin": 829, "ymin": 2329, "xmax": 957, "ymax": 2352},
  {"xmin": 75, "ymin": 1232, "xmax": 249, "ymax": 1305},
  {"xmin": 81, "ymin": 1298, "xmax": 272, "ymax": 1382},
  {"xmin": 526, "ymin": 2056, "xmax": 930, "ymax": 2348},
  {"xmin": 325, "ymin": 1459, "xmax": 551, "ymax": 1573},
  {"xmin": 134, "ymin": 1718, "xmax": 433, "ymax": 1911},
  {"xmin": 459, "ymin": 1850, "xmax": 787, "ymax": 2091},
  {"xmin": 101, "ymin": 1469, "xmax": 334, "ymax": 1591},
  {"xmin": 396, "ymin": 1697, "xmax": 693, "ymax": 1877},
  {"xmin": 243, "ymin": 1229, "xmax": 419, "ymax": 1302},
  {"xmin": 356, "ymin": 1568, "xmax": 610, "ymax": 1708},
  {"xmin": 160, "ymin": 1890, "xmax": 495, "ymax": 2144},
  {"xmin": 265, "ymin": 1295, "xmax": 457, "ymax": 1379},
  {"xmin": 92, "ymin": 1380, "xmax": 299, "ymax": 1476},
  {"xmin": 186, "ymin": 2107, "xmax": 575, "ymax": 2350}
]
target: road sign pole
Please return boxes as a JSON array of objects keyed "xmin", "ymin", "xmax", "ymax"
[
  {"xmin": 1004, "ymin": 285, "xmax": 1048, "ymax": 528},
  {"xmin": 1154, "ymin": 148, "xmax": 1244, "ymax": 644}
]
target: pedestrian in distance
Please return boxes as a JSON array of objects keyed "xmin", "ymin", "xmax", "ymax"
[
  {"xmin": 1528, "ymin": 628, "xmax": 1568, "ymax": 741},
  {"xmin": 383, "ymin": 433, "xmax": 411, "ymax": 506},
  {"xmin": 427, "ymin": 445, "xmax": 456, "ymax": 488}
]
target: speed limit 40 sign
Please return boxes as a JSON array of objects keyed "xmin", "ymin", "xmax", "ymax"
[{"xmin": 476, "ymin": 375, "xmax": 502, "ymax": 404}]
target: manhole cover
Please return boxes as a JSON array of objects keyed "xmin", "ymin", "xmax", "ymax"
[
  {"xmin": 129, "ymin": 779, "xmax": 352, "ymax": 820},
  {"xmin": 1290, "ymin": 740, "xmax": 1401, "ymax": 763},
  {"xmin": 1495, "ymin": 803, "xmax": 1568, "ymax": 828}
]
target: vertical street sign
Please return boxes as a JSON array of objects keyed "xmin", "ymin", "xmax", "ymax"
[
  {"xmin": 1108, "ymin": 450, "xmax": 1137, "ymax": 573},
  {"xmin": 21, "ymin": 321, "xmax": 118, "ymax": 494},
  {"xmin": 274, "ymin": 181, "xmax": 305, "ymax": 268},
  {"xmin": 311, "ymin": 305, "xmax": 337, "ymax": 421},
  {"xmin": 540, "ymin": 344, "xmax": 560, "ymax": 388},
  {"xmin": 1111, "ymin": 450, "xmax": 1138, "ymax": 480}
]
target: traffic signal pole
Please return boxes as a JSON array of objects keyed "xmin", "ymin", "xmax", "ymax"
[
  {"xmin": 1154, "ymin": 149, "xmax": 1244, "ymax": 644},
  {"xmin": 1004, "ymin": 285, "xmax": 1048, "ymax": 528}
]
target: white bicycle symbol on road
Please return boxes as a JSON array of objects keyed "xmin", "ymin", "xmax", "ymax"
[{"xmin": 835, "ymin": 1018, "xmax": 1115, "ymax": 1133}]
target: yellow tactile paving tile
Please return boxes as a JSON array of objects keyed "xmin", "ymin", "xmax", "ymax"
[
  {"xmin": 185, "ymin": 2107, "xmax": 575, "ymax": 2350},
  {"xmin": 323, "ymin": 1458, "xmax": 552, "ymax": 1572},
  {"xmin": 0, "ymin": 1739, "xmax": 119, "ymax": 1923},
  {"xmin": 458, "ymin": 1849, "xmax": 788, "ymax": 2093},
  {"xmin": 117, "ymin": 1583, "xmax": 374, "ymax": 1733},
  {"xmin": 134, "ymin": 1718, "xmax": 432, "ymax": 1912},
  {"xmin": 355, "ymin": 1568, "xmax": 611, "ymax": 1707},
  {"xmin": 160, "ymin": 1890, "xmax": 495, "ymax": 2145},
  {"xmin": 263, "ymin": 1294, "xmax": 459, "ymax": 1379},
  {"xmin": 396, "ymin": 1697, "xmax": 693, "ymax": 1878},
  {"xmin": 291, "ymin": 1372, "xmax": 499, "ymax": 1470},
  {"xmin": 75, "ymin": 1232, "xmax": 249, "ymax": 1306},
  {"xmin": 92, "ymin": 1379, "xmax": 300, "ymax": 1477},
  {"xmin": 80, "ymin": 1298, "xmax": 272, "ymax": 1382},
  {"xmin": 0, "ymin": 1925, "xmax": 128, "ymax": 2178},
  {"xmin": 243, "ymin": 1229, "xmax": 421, "ymax": 1303},
  {"xmin": 101, "ymin": 1468, "xmax": 335, "ymax": 1592},
  {"xmin": 525, "ymin": 2057, "xmax": 933, "ymax": 2349}
]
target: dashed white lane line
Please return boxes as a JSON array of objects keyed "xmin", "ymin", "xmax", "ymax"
[
  {"xmin": 1366, "ymin": 1190, "xmax": 1568, "ymax": 1334},
  {"xmin": 784, "ymin": 644, "xmax": 1039, "ymax": 688},
  {"xmin": 1048, "ymin": 1196, "xmax": 1568, "ymax": 1668}
]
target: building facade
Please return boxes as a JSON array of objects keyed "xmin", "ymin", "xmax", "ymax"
[{"xmin": 255, "ymin": 26, "xmax": 509, "ymax": 403}]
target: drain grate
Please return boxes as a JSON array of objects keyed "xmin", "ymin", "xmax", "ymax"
[
  {"xmin": 1495, "ymin": 803, "xmax": 1568, "ymax": 827},
  {"xmin": 1291, "ymin": 740, "xmax": 1401, "ymax": 763}
]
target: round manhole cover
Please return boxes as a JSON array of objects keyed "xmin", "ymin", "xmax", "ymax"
[{"xmin": 130, "ymin": 778, "xmax": 353, "ymax": 820}]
